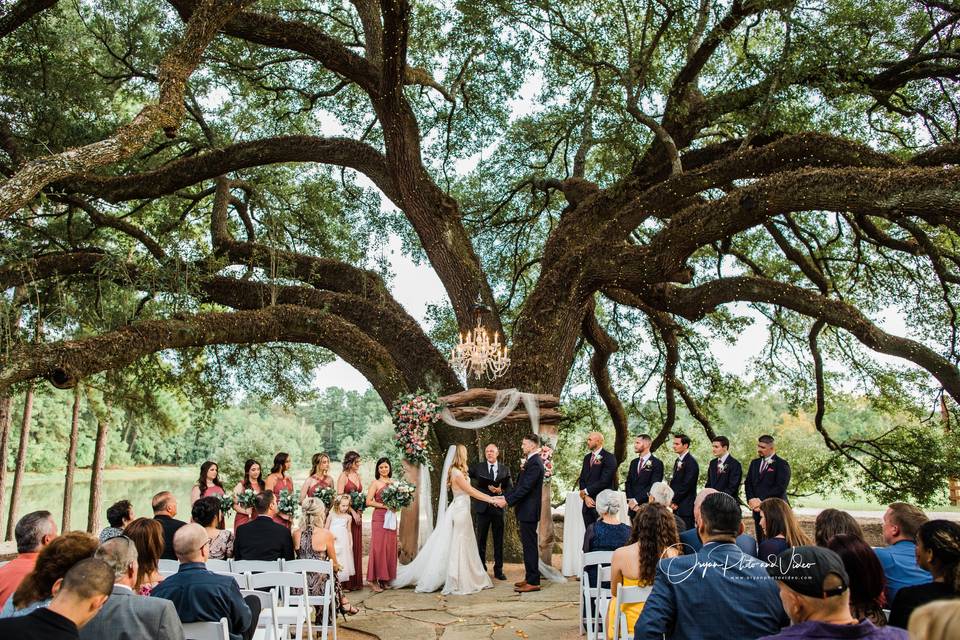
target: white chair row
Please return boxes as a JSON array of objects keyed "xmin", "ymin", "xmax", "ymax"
[
  {"xmin": 159, "ymin": 558, "xmax": 288, "ymax": 574},
  {"xmin": 182, "ymin": 617, "xmax": 230, "ymax": 640},
  {"xmin": 580, "ymin": 551, "xmax": 652, "ymax": 640}
]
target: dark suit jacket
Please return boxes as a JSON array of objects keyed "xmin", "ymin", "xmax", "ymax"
[
  {"xmin": 678, "ymin": 527, "xmax": 758, "ymax": 558},
  {"xmin": 669, "ymin": 454, "xmax": 699, "ymax": 518},
  {"xmin": 624, "ymin": 455, "xmax": 664, "ymax": 505},
  {"xmin": 634, "ymin": 543, "xmax": 789, "ymax": 640},
  {"xmin": 150, "ymin": 563, "xmax": 251, "ymax": 640},
  {"xmin": 705, "ymin": 455, "xmax": 742, "ymax": 499},
  {"xmin": 233, "ymin": 515, "xmax": 294, "ymax": 561},
  {"xmin": 577, "ymin": 448, "xmax": 617, "ymax": 499},
  {"xmin": 505, "ymin": 453, "xmax": 544, "ymax": 522},
  {"xmin": 468, "ymin": 460, "xmax": 512, "ymax": 515},
  {"xmin": 154, "ymin": 515, "xmax": 186, "ymax": 561},
  {"xmin": 744, "ymin": 454, "xmax": 791, "ymax": 503},
  {"xmin": 80, "ymin": 584, "xmax": 184, "ymax": 640}
]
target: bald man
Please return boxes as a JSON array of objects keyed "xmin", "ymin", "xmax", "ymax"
[
  {"xmin": 577, "ymin": 432, "xmax": 618, "ymax": 530},
  {"xmin": 151, "ymin": 524, "xmax": 258, "ymax": 640}
]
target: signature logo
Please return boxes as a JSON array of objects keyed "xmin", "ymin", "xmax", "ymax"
[{"xmin": 660, "ymin": 544, "xmax": 811, "ymax": 584}]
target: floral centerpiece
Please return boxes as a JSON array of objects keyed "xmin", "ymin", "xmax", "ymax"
[
  {"xmin": 381, "ymin": 479, "xmax": 417, "ymax": 511},
  {"xmin": 277, "ymin": 489, "xmax": 299, "ymax": 520},
  {"xmin": 218, "ymin": 494, "xmax": 235, "ymax": 514},
  {"xmin": 391, "ymin": 390, "xmax": 443, "ymax": 466},
  {"xmin": 313, "ymin": 485, "xmax": 336, "ymax": 509},
  {"xmin": 236, "ymin": 488, "xmax": 257, "ymax": 510},
  {"xmin": 349, "ymin": 490, "xmax": 367, "ymax": 513}
]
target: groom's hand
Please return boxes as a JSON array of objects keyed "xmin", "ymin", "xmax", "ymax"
[{"xmin": 491, "ymin": 496, "xmax": 506, "ymax": 508}]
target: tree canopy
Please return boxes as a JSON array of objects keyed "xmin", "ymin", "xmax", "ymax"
[{"xmin": 2, "ymin": 0, "xmax": 960, "ymax": 504}]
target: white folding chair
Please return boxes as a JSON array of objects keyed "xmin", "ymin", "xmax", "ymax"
[
  {"xmin": 593, "ymin": 566, "xmax": 613, "ymax": 640},
  {"xmin": 214, "ymin": 571, "xmax": 249, "ymax": 590},
  {"xmin": 158, "ymin": 558, "xmax": 179, "ymax": 573},
  {"xmin": 182, "ymin": 617, "xmax": 230, "ymax": 640},
  {"xmin": 232, "ymin": 560, "xmax": 281, "ymax": 574},
  {"xmin": 248, "ymin": 571, "xmax": 312, "ymax": 640},
  {"xmin": 242, "ymin": 588, "xmax": 281, "ymax": 640},
  {"xmin": 206, "ymin": 559, "xmax": 231, "ymax": 572},
  {"xmin": 611, "ymin": 584, "xmax": 654, "ymax": 640},
  {"xmin": 580, "ymin": 550, "xmax": 613, "ymax": 639},
  {"xmin": 282, "ymin": 559, "xmax": 338, "ymax": 640}
]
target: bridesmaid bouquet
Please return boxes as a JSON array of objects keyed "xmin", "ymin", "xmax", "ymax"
[
  {"xmin": 218, "ymin": 494, "xmax": 235, "ymax": 514},
  {"xmin": 349, "ymin": 490, "xmax": 367, "ymax": 513},
  {"xmin": 391, "ymin": 391, "xmax": 443, "ymax": 466},
  {"xmin": 381, "ymin": 480, "xmax": 417, "ymax": 511},
  {"xmin": 236, "ymin": 488, "xmax": 257, "ymax": 509},
  {"xmin": 313, "ymin": 485, "xmax": 336, "ymax": 509},
  {"xmin": 277, "ymin": 489, "xmax": 299, "ymax": 519}
]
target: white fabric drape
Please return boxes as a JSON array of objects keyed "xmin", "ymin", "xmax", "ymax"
[
  {"xmin": 417, "ymin": 463, "xmax": 433, "ymax": 548},
  {"xmin": 435, "ymin": 445, "xmax": 457, "ymax": 528},
  {"xmin": 439, "ymin": 388, "xmax": 541, "ymax": 433}
]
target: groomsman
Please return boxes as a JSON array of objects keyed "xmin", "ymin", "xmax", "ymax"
[
  {"xmin": 469, "ymin": 443, "xmax": 512, "ymax": 580},
  {"xmin": 668, "ymin": 433, "xmax": 699, "ymax": 531},
  {"xmin": 745, "ymin": 434, "xmax": 791, "ymax": 542},
  {"xmin": 705, "ymin": 436, "xmax": 742, "ymax": 500},
  {"xmin": 577, "ymin": 432, "xmax": 618, "ymax": 530},
  {"xmin": 624, "ymin": 434, "xmax": 663, "ymax": 514}
]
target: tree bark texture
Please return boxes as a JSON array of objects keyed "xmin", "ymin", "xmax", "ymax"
[
  {"xmin": 62, "ymin": 384, "xmax": 81, "ymax": 531},
  {"xmin": 5, "ymin": 384, "xmax": 33, "ymax": 540},
  {"xmin": 86, "ymin": 409, "xmax": 109, "ymax": 534}
]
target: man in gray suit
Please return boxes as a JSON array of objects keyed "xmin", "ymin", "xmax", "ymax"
[{"xmin": 80, "ymin": 536, "xmax": 184, "ymax": 640}]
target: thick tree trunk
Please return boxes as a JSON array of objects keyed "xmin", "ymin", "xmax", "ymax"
[
  {"xmin": 5, "ymin": 383, "xmax": 34, "ymax": 540},
  {"xmin": 0, "ymin": 395, "xmax": 11, "ymax": 535},
  {"xmin": 87, "ymin": 407, "xmax": 109, "ymax": 534},
  {"xmin": 397, "ymin": 460, "xmax": 420, "ymax": 563},
  {"xmin": 62, "ymin": 384, "xmax": 82, "ymax": 531}
]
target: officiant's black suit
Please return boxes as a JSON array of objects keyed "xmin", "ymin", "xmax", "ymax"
[
  {"xmin": 505, "ymin": 453, "xmax": 544, "ymax": 586},
  {"xmin": 469, "ymin": 460, "xmax": 512, "ymax": 575}
]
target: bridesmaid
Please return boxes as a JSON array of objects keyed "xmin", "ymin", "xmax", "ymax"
[
  {"xmin": 301, "ymin": 452, "xmax": 334, "ymax": 501},
  {"xmin": 265, "ymin": 452, "xmax": 294, "ymax": 528},
  {"xmin": 336, "ymin": 451, "xmax": 364, "ymax": 591},
  {"xmin": 232, "ymin": 458, "xmax": 263, "ymax": 531},
  {"xmin": 190, "ymin": 460, "xmax": 225, "ymax": 504},
  {"xmin": 365, "ymin": 457, "xmax": 397, "ymax": 593}
]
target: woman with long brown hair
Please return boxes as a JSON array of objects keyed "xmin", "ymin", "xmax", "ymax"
[
  {"xmin": 124, "ymin": 517, "xmax": 165, "ymax": 595},
  {"xmin": 301, "ymin": 452, "xmax": 334, "ymax": 501},
  {"xmin": 190, "ymin": 460, "xmax": 225, "ymax": 505},
  {"xmin": 232, "ymin": 458, "xmax": 263, "ymax": 531},
  {"xmin": 265, "ymin": 452, "xmax": 294, "ymax": 528},
  {"xmin": 607, "ymin": 503, "xmax": 681, "ymax": 639},
  {"xmin": 758, "ymin": 497, "xmax": 812, "ymax": 560},
  {"xmin": 336, "ymin": 450, "xmax": 364, "ymax": 591}
]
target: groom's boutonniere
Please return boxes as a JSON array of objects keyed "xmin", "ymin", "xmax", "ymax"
[{"xmin": 717, "ymin": 462, "xmax": 726, "ymax": 474}]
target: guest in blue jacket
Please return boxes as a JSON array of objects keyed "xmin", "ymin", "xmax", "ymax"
[
  {"xmin": 634, "ymin": 492, "xmax": 788, "ymax": 640},
  {"xmin": 874, "ymin": 502, "xmax": 932, "ymax": 603}
]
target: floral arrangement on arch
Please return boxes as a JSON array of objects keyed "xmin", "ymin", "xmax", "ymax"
[
  {"xmin": 391, "ymin": 390, "xmax": 444, "ymax": 466},
  {"xmin": 540, "ymin": 440, "xmax": 555, "ymax": 483}
]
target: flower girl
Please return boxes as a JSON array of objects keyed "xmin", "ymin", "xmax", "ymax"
[{"xmin": 327, "ymin": 494, "xmax": 355, "ymax": 582}]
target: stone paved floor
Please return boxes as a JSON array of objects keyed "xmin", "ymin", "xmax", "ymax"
[{"xmin": 336, "ymin": 563, "xmax": 580, "ymax": 640}]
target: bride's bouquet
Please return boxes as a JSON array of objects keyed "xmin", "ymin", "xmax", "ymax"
[
  {"xmin": 381, "ymin": 480, "xmax": 416, "ymax": 511},
  {"xmin": 313, "ymin": 485, "xmax": 336, "ymax": 509},
  {"xmin": 277, "ymin": 489, "xmax": 299, "ymax": 520}
]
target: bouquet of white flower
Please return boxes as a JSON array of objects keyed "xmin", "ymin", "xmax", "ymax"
[
  {"xmin": 313, "ymin": 485, "xmax": 336, "ymax": 509},
  {"xmin": 236, "ymin": 488, "xmax": 257, "ymax": 509},
  {"xmin": 277, "ymin": 489, "xmax": 299, "ymax": 519},
  {"xmin": 218, "ymin": 494, "xmax": 235, "ymax": 514},
  {"xmin": 381, "ymin": 480, "xmax": 416, "ymax": 511}
]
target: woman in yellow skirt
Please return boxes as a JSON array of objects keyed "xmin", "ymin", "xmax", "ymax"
[{"xmin": 607, "ymin": 503, "xmax": 681, "ymax": 639}]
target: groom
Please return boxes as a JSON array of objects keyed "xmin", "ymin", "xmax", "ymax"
[{"xmin": 492, "ymin": 433, "xmax": 544, "ymax": 593}]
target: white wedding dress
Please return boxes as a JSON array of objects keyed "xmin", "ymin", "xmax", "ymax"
[{"xmin": 392, "ymin": 468, "xmax": 493, "ymax": 595}]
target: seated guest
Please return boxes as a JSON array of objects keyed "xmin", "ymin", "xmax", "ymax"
[
  {"xmin": 294, "ymin": 498, "xmax": 358, "ymax": 617},
  {"xmin": 123, "ymin": 518, "xmax": 164, "ymax": 595},
  {"xmin": 234, "ymin": 490, "xmax": 294, "ymax": 561},
  {"xmin": 875, "ymin": 502, "xmax": 931, "ymax": 603},
  {"xmin": 758, "ymin": 498, "xmax": 812, "ymax": 560},
  {"xmin": 888, "ymin": 519, "xmax": 960, "ymax": 629},
  {"xmin": 152, "ymin": 491, "xmax": 186, "ymax": 561},
  {"xmin": 908, "ymin": 600, "xmax": 960, "ymax": 640},
  {"xmin": 814, "ymin": 508, "xmax": 864, "ymax": 546},
  {"xmin": 608, "ymin": 503, "xmax": 679, "ymax": 640},
  {"xmin": 192, "ymin": 496, "xmax": 234, "ymax": 560},
  {"xmin": 826, "ymin": 534, "xmax": 888, "ymax": 626},
  {"xmin": 80, "ymin": 536, "xmax": 184, "ymax": 640},
  {"xmin": 679, "ymin": 488, "xmax": 758, "ymax": 557},
  {"xmin": 151, "ymin": 524, "xmax": 260, "ymax": 640},
  {"xmin": 0, "ymin": 558, "xmax": 113, "ymax": 640},
  {"xmin": 761, "ymin": 546, "xmax": 906, "ymax": 639},
  {"xmin": 648, "ymin": 481, "xmax": 687, "ymax": 536},
  {"xmin": 584, "ymin": 490, "xmax": 632, "ymax": 584},
  {"xmin": 0, "ymin": 531, "xmax": 98, "ymax": 619},
  {"xmin": 635, "ymin": 492, "xmax": 789, "ymax": 640},
  {"xmin": 0, "ymin": 510, "xmax": 57, "ymax": 607},
  {"xmin": 99, "ymin": 501, "xmax": 133, "ymax": 543}
]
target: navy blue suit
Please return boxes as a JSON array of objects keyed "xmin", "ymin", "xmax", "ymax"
[
  {"xmin": 634, "ymin": 542, "xmax": 788, "ymax": 640},
  {"xmin": 577, "ymin": 448, "xmax": 617, "ymax": 529},
  {"xmin": 505, "ymin": 452, "xmax": 544, "ymax": 585},
  {"xmin": 151, "ymin": 562, "xmax": 253, "ymax": 640},
  {"xmin": 705, "ymin": 455, "xmax": 742, "ymax": 500},
  {"xmin": 624, "ymin": 455, "xmax": 663, "ymax": 507},
  {"xmin": 745, "ymin": 454, "xmax": 791, "ymax": 541},
  {"xmin": 669, "ymin": 454, "xmax": 699, "ymax": 531},
  {"xmin": 678, "ymin": 527, "xmax": 758, "ymax": 558}
]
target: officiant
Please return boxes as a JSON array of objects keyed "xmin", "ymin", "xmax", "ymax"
[{"xmin": 469, "ymin": 443, "xmax": 512, "ymax": 580}]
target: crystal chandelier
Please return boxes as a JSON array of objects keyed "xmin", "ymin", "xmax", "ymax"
[{"xmin": 448, "ymin": 299, "xmax": 511, "ymax": 381}]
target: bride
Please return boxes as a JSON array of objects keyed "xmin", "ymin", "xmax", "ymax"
[{"xmin": 392, "ymin": 444, "xmax": 499, "ymax": 595}]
